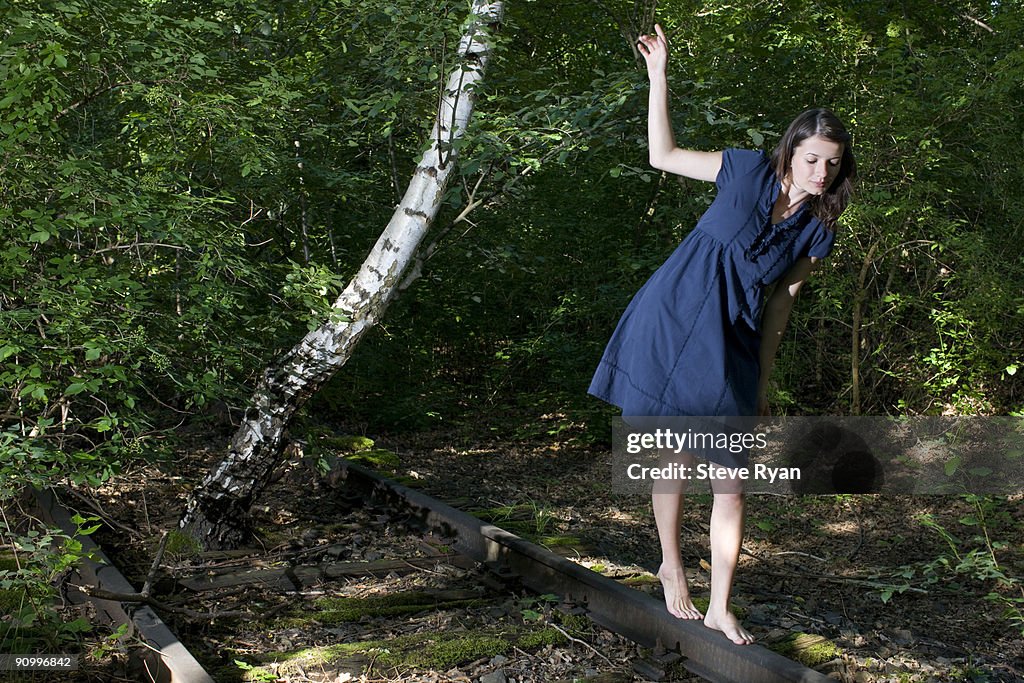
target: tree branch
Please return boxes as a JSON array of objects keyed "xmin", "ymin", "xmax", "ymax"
[{"xmin": 961, "ymin": 14, "xmax": 995, "ymax": 34}]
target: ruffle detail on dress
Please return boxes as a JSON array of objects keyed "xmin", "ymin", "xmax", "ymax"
[{"xmin": 743, "ymin": 181, "xmax": 807, "ymax": 261}]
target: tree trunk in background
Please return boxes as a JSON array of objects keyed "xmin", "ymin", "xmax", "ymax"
[{"xmin": 178, "ymin": 0, "xmax": 505, "ymax": 550}]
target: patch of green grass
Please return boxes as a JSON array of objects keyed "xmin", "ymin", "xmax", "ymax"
[
  {"xmin": 0, "ymin": 552, "xmax": 22, "ymax": 616},
  {"xmin": 538, "ymin": 534, "xmax": 583, "ymax": 548},
  {"xmin": 0, "ymin": 587, "xmax": 23, "ymax": 616},
  {"xmin": 472, "ymin": 503, "xmax": 556, "ymax": 540},
  {"xmin": 473, "ymin": 504, "xmax": 527, "ymax": 522}
]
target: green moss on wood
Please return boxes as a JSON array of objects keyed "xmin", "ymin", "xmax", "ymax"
[
  {"xmin": 319, "ymin": 435, "xmax": 375, "ymax": 452},
  {"xmin": 691, "ymin": 596, "xmax": 710, "ymax": 614},
  {"xmin": 516, "ymin": 627, "xmax": 566, "ymax": 649},
  {"xmin": 415, "ymin": 634, "xmax": 510, "ymax": 668},
  {"xmin": 312, "ymin": 591, "xmax": 482, "ymax": 624},
  {"xmin": 345, "ymin": 448, "xmax": 400, "ymax": 470},
  {"xmin": 555, "ymin": 611, "xmax": 590, "ymax": 633},
  {"xmin": 620, "ymin": 573, "xmax": 660, "ymax": 586},
  {"xmin": 164, "ymin": 530, "xmax": 202, "ymax": 560},
  {"xmin": 687, "ymin": 597, "xmax": 745, "ymax": 618},
  {"xmin": 251, "ymin": 626, "xmax": 567, "ymax": 678},
  {"xmin": 770, "ymin": 632, "xmax": 841, "ymax": 667}
]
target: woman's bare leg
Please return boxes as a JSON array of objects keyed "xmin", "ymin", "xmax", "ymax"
[
  {"xmin": 652, "ymin": 451, "xmax": 702, "ymax": 619},
  {"xmin": 703, "ymin": 475, "xmax": 755, "ymax": 644}
]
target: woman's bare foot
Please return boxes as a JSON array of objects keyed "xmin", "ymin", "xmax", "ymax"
[
  {"xmin": 703, "ymin": 609, "xmax": 755, "ymax": 645},
  {"xmin": 656, "ymin": 564, "xmax": 703, "ymax": 619}
]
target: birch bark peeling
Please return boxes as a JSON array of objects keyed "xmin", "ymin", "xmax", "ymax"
[{"xmin": 179, "ymin": 1, "xmax": 505, "ymax": 550}]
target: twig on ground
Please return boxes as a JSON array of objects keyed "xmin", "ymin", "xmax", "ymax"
[
  {"xmin": 550, "ymin": 622, "xmax": 614, "ymax": 667},
  {"xmin": 141, "ymin": 531, "xmax": 170, "ymax": 597},
  {"xmin": 755, "ymin": 569, "xmax": 929, "ymax": 594},
  {"xmin": 773, "ymin": 551, "xmax": 826, "ymax": 562}
]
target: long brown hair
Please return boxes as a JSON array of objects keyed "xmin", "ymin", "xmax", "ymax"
[{"xmin": 770, "ymin": 108, "xmax": 856, "ymax": 229}]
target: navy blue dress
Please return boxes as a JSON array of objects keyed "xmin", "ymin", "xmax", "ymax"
[{"xmin": 588, "ymin": 149, "xmax": 835, "ymax": 463}]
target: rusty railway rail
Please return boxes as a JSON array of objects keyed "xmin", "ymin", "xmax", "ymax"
[
  {"xmin": 26, "ymin": 458, "xmax": 834, "ymax": 683},
  {"xmin": 33, "ymin": 488, "xmax": 215, "ymax": 683},
  {"xmin": 330, "ymin": 456, "xmax": 834, "ymax": 683}
]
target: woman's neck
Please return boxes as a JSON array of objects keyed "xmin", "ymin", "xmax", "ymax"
[{"xmin": 773, "ymin": 177, "xmax": 810, "ymax": 223}]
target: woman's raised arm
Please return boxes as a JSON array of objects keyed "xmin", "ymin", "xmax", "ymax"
[{"xmin": 638, "ymin": 24, "xmax": 722, "ymax": 182}]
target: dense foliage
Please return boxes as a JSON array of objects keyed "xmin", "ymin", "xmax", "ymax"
[
  {"xmin": 2, "ymin": 0, "xmax": 1022, "ymax": 484},
  {"xmin": 341, "ymin": 0, "xmax": 1024, "ymax": 429}
]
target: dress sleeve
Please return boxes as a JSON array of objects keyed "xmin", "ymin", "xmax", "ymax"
[
  {"xmin": 716, "ymin": 148, "xmax": 769, "ymax": 191},
  {"xmin": 807, "ymin": 222, "xmax": 837, "ymax": 259}
]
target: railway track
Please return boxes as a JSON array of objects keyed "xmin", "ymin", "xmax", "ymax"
[
  {"xmin": 328, "ymin": 457, "xmax": 833, "ymax": 683},
  {"xmin": 27, "ymin": 457, "xmax": 838, "ymax": 682},
  {"xmin": 33, "ymin": 487, "xmax": 214, "ymax": 683}
]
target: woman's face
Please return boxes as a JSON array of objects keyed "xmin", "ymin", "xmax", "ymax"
[{"xmin": 789, "ymin": 134, "xmax": 844, "ymax": 196}]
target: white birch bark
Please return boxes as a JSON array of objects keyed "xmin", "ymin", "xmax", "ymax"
[{"xmin": 179, "ymin": 0, "xmax": 505, "ymax": 549}]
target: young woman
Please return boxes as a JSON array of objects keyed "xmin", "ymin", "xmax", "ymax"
[{"xmin": 588, "ymin": 25, "xmax": 856, "ymax": 645}]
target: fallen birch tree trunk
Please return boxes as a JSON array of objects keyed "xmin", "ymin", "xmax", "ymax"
[{"xmin": 179, "ymin": 0, "xmax": 505, "ymax": 550}]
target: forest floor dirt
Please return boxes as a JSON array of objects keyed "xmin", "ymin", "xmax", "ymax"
[{"xmin": 61, "ymin": 409, "xmax": 1024, "ymax": 682}]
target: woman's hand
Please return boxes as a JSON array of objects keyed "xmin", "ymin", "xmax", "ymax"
[
  {"xmin": 756, "ymin": 394, "xmax": 771, "ymax": 417},
  {"xmin": 637, "ymin": 23, "xmax": 669, "ymax": 78}
]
